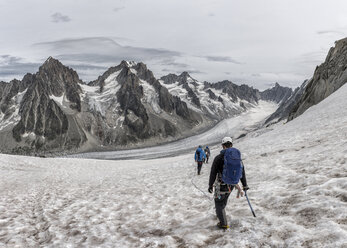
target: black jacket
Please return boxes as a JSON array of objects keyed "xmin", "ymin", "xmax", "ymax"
[{"xmin": 209, "ymin": 151, "xmax": 248, "ymax": 188}]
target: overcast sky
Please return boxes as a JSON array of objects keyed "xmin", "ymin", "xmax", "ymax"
[{"xmin": 1, "ymin": 0, "xmax": 347, "ymax": 90}]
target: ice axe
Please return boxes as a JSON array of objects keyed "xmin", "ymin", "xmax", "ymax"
[{"xmin": 244, "ymin": 190, "xmax": 256, "ymax": 217}]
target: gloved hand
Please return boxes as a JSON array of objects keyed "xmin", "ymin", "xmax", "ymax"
[
  {"xmin": 208, "ymin": 187, "xmax": 213, "ymax": 193},
  {"xmin": 243, "ymin": 186, "xmax": 250, "ymax": 192}
]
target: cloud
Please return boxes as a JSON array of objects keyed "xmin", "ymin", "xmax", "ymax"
[
  {"xmin": 33, "ymin": 37, "xmax": 181, "ymax": 64},
  {"xmin": 185, "ymin": 69, "xmax": 206, "ymax": 74},
  {"xmin": 51, "ymin": 12, "xmax": 71, "ymax": 23},
  {"xmin": 296, "ymin": 50, "xmax": 327, "ymax": 65},
  {"xmin": 113, "ymin": 7, "xmax": 125, "ymax": 12},
  {"xmin": 69, "ymin": 64, "xmax": 107, "ymax": 71},
  {"xmin": 31, "ymin": 37, "xmax": 183, "ymax": 82},
  {"xmin": 316, "ymin": 30, "xmax": 344, "ymax": 35},
  {"xmin": 204, "ymin": 55, "xmax": 242, "ymax": 64},
  {"xmin": 0, "ymin": 55, "xmax": 40, "ymax": 81},
  {"xmin": 161, "ymin": 68, "xmax": 205, "ymax": 75},
  {"xmin": 159, "ymin": 58, "xmax": 189, "ymax": 68}
]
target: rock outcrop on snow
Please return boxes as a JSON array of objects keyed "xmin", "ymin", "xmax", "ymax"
[
  {"xmin": 0, "ymin": 58, "xmax": 291, "ymax": 155},
  {"xmin": 288, "ymin": 37, "xmax": 347, "ymax": 120}
]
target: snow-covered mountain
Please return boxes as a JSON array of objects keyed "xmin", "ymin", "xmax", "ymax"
[
  {"xmin": 0, "ymin": 58, "xmax": 290, "ymax": 155},
  {"xmin": 1, "ymin": 73, "xmax": 346, "ymax": 247},
  {"xmin": 160, "ymin": 72, "xmax": 292, "ymax": 119},
  {"xmin": 0, "ymin": 59, "xmax": 212, "ymax": 154}
]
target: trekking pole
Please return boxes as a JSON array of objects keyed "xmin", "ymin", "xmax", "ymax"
[{"xmin": 244, "ymin": 191, "xmax": 256, "ymax": 217}]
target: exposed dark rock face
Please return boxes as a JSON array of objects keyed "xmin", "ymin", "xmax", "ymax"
[
  {"xmin": 206, "ymin": 89, "xmax": 217, "ymax": 100},
  {"xmin": 0, "ymin": 79, "xmax": 26, "ymax": 118},
  {"xmin": 288, "ymin": 38, "xmax": 347, "ymax": 121},
  {"xmin": 208, "ymin": 80, "xmax": 260, "ymax": 104},
  {"xmin": 11, "ymin": 57, "xmax": 86, "ymax": 151},
  {"xmin": 265, "ymin": 80, "xmax": 307, "ymax": 124},
  {"xmin": 260, "ymin": 83, "xmax": 293, "ymax": 103}
]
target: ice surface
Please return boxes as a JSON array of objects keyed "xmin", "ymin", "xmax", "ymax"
[
  {"xmin": 50, "ymin": 95, "xmax": 64, "ymax": 106},
  {"xmin": 1, "ymin": 84, "xmax": 347, "ymax": 247},
  {"xmin": 72, "ymin": 100, "xmax": 277, "ymax": 160},
  {"xmin": 80, "ymin": 70, "xmax": 122, "ymax": 116},
  {"xmin": 140, "ymin": 79, "xmax": 161, "ymax": 114}
]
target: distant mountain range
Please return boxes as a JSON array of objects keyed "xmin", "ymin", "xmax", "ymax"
[
  {"xmin": 1, "ymin": 36, "xmax": 346, "ymax": 155},
  {"xmin": 0, "ymin": 57, "xmax": 292, "ymax": 155}
]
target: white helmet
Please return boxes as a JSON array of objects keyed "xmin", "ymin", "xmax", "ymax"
[{"xmin": 222, "ymin": 136, "xmax": 233, "ymax": 145}]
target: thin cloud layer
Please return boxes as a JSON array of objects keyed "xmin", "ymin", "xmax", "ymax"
[
  {"xmin": 33, "ymin": 37, "xmax": 181, "ymax": 63},
  {"xmin": 316, "ymin": 30, "xmax": 345, "ymax": 35},
  {"xmin": 204, "ymin": 55, "xmax": 242, "ymax": 64},
  {"xmin": 113, "ymin": 7, "xmax": 125, "ymax": 12},
  {"xmin": 51, "ymin": 12, "xmax": 71, "ymax": 23},
  {"xmin": 0, "ymin": 55, "xmax": 40, "ymax": 81}
]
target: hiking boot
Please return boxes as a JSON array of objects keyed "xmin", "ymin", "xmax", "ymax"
[{"xmin": 217, "ymin": 222, "xmax": 229, "ymax": 230}]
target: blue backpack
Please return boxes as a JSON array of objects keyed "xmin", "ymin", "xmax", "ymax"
[{"xmin": 222, "ymin": 148, "xmax": 243, "ymax": 185}]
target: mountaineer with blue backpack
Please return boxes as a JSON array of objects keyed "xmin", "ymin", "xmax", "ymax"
[
  {"xmin": 194, "ymin": 145, "xmax": 206, "ymax": 175},
  {"xmin": 208, "ymin": 137, "xmax": 249, "ymax": 230}
]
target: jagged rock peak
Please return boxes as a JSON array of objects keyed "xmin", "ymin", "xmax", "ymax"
[
  {"xmin": 119, "ymin": 60, "xmax": 138, "ymax": 68},
  {"xmin": 40, "ymin": 56, "xmax": 64, "ymax": 69},
  {"xmin": 325, "ymin": 37, "xmax": 347, "ymax": 63},
  {"xmin": 288, "ymin": 37, "xmax": 347, "ymax": 121},
  {"xmin": 160, "ymin": 71, "xmax": 196, "ymax": 85},
  {"xmin": 260, "ymin": 83, "xmax": 292, "ymax": 104},
  {"xmin": 180, "ymin": 71, "xmax": 191, "ymax": 78},
  {"xmin": 334, "ymin": 37, "xmax": 347, "ymax": 51}
]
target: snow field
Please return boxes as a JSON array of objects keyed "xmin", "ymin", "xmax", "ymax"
[{"xmin": 0, "ymin": 155, "xmax": 222, "ymax": 247}]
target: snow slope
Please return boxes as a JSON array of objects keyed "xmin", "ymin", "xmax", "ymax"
[
  {"xmin": 80, "ymin": 70, "xmax": 122, "ymax": 117},
  {"xmin": 1, "ymin": 84, "xmax": 347, "ymax": 247}
]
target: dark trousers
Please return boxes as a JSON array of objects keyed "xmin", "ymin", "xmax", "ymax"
[
  {"xmin": 215, "ymin": 193, "xmax": 230, "ymax": 226},
  {"xmin": 197, "ymin": 161, "xmax": 203, "ymax": 175},
  {"xmin": 206, "ymin": 155, "xmax": 209, "ymax": 163}
]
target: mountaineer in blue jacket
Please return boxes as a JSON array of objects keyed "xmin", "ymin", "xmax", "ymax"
[{"xmin": 194, "ymin": 145, "xmax": 206, "ymax": 175}]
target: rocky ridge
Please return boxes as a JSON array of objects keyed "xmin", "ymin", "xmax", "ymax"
[
  {"xmin": 0, "ymin": 58, "xmax": 291, "ymax": 155},
  {"xmin": 288, "ymin": 37, "xmax": 347, "ymax": 120},
  {"xmin": 160, "ymin": 73, "xmax": 292, "ymax": 120}
]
